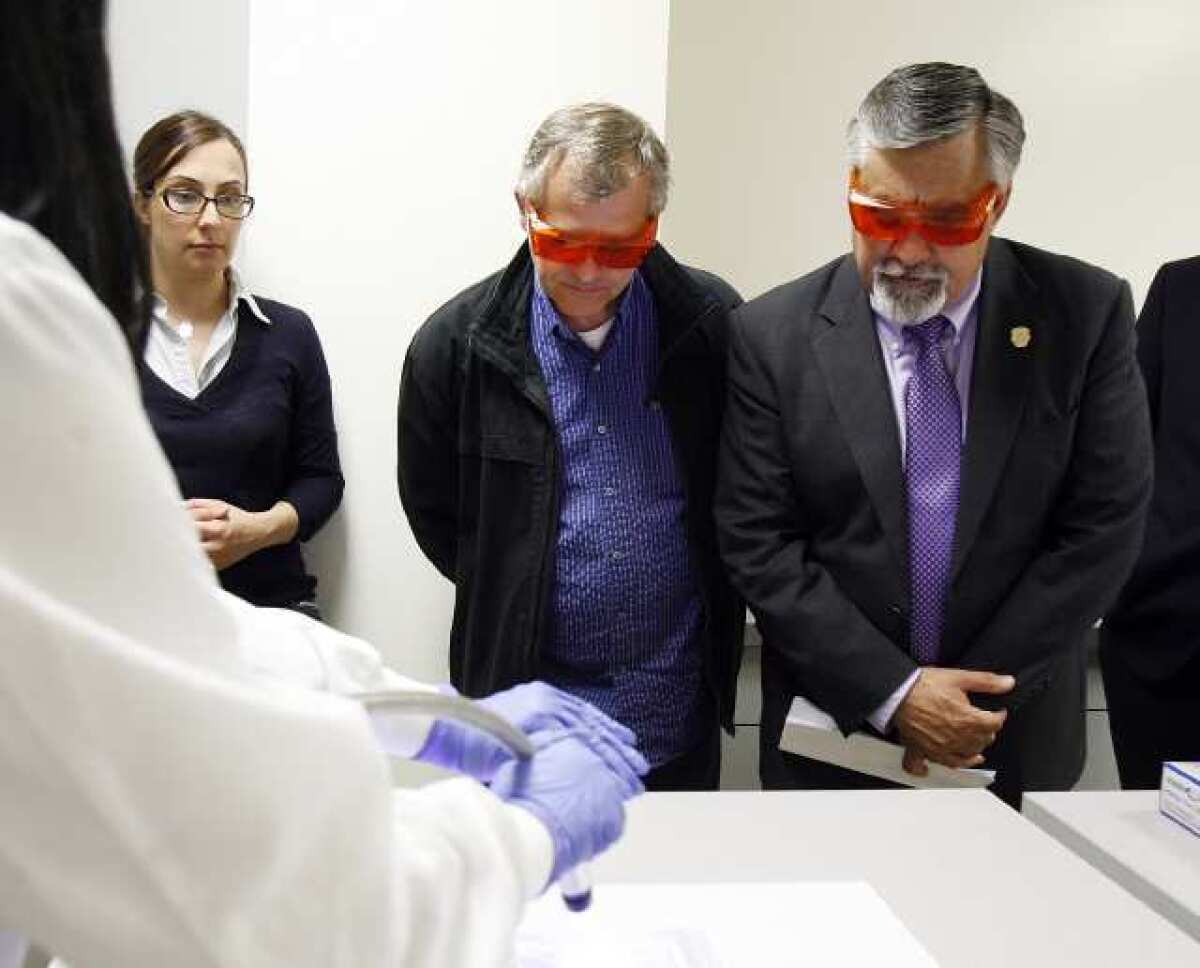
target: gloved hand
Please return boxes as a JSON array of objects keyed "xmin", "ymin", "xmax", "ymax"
[
  {"xmin": 490, "ymin": 729, "xmax": 641, "ymax": 887},
  {"xmin": 481, "ymin": 681, "xmax": 635, "ymax": 746},
  {"xmin": 415, "ymin": 681, "xmax": 649, "ymax": 785},
  {"xmin": 480, "ymin": 681, "xmax": 648, "ymax": 785}
]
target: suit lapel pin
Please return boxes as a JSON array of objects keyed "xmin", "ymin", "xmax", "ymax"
[{"xmin": 1009, "ymin": 325, "xmax": 1032, "ymax": 349}]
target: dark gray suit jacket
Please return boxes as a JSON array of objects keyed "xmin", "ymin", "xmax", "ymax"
[{"xmin": 717, "ymin": 237, "xmax": 1152, "ymax": 794}]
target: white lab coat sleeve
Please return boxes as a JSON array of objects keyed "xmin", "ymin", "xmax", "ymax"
[
  {"xmin": 216, "ymin": 589, "xmax": 438, "ymax": 758},
  {"xmin": 0, "ymin": 214, "xmax": 552, "ymax": 968}
]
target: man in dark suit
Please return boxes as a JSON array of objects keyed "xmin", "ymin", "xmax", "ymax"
[
  {"xmin": 716, "ymin": 62, "xmax": 1152, "ymax": 806},
  {"xmin": 1101, "ymin": 258, "xmax": 1200, "ymax": 788}
]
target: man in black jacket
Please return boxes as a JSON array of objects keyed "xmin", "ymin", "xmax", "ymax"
[
  {"xmin": 398, "ymin": 103, "xmax": 743, "ymax": 789},
  {"xmin": 717, "ymin": 63, "xmax": 1151, "ymax": 805}
]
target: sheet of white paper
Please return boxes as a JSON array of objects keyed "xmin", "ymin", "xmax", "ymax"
[
  {"xmin": 515, "ymin": 881, "xmax": 938, "ymax": 967},
  {"xmin": 780, "ymin": 697, "xmax": 995, "ymax": 789}
]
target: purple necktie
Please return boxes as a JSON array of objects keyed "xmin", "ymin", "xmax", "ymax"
[{"xmin": 904, "ymin": 316, "xmax": 961, "ymax": 664}]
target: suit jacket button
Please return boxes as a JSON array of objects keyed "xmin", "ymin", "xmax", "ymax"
[{"xmin": 889, "ymin": 604, "xmax": 903, "ymax": 616}]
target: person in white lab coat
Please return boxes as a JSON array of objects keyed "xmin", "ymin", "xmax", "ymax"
[{"xmin": 0, "ymin": 2, "xmax": 647, "ymax": 966}]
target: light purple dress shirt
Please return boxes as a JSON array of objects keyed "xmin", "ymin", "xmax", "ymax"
[
  {"xmin": 0, "ymin": 932, "xmax": 25, "ymax": 968},
  {"xmin": 866, "ymin": 269, "xmax": 982, "ymax": 733}
]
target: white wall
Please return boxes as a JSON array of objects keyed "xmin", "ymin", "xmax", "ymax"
[
  {"xmin": 663, "ymin": 0, "xmax": 1200, "ymax": 307},
  {"xmin": 107, "ymin": 0, "xmax": 249, "ymax": 168},
  {"xmin": 243, "ymin": 0, "xmax": 671, "ymax": 679}
]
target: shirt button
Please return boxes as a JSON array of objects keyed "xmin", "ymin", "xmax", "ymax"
[
  {"xmin": 648, "ymin": 399, "xmax": 662, "ymax": 411},
  {"xmin": 597, "ymin": 424, "xmax": 608, "ymax": 435},
  {"xmin": 611, "ymin": 550, "xmax": 624, "ymax": 561},
  {"xmin": 604, "ymin": 486, "xmax": 616, "ymax": 497},
  {"xmin": 592, "ymin": 362, "xmax": 601, "ymax": 372}
]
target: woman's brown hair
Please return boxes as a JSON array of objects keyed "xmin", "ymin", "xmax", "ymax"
[{"xmin": 133, "ymin": 110, "xmax": 248, "ymax": 195}]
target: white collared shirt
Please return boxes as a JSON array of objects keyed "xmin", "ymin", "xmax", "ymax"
[{"xmin": 142, "ymin": 268, "xmax": 271, "ymax": 398}]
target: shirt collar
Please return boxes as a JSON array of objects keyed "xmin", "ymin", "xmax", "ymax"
[
  {"xmin": 150, "ymin": 267, "xmax": 271, "ymax": 328},
  {"xmin": 532, "ymin": 269, "xmax": 642, "ymax": 346},
  {"xmin": 874, "ymin": 267, "xmax": 982, "ymax": 346},
  {"xmin": 227, "ymin": 267, "xmax": 272, "ymax": 326}
]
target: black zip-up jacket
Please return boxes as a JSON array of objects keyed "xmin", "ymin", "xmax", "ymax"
[{"xmin": 398, "ymin": 242, "xmax": 745, "ymax": 732}]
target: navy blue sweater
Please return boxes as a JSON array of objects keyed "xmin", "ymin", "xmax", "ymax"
[{"xmin": 140, "ymin": 296, "xmax": 344, "ymax": 607}]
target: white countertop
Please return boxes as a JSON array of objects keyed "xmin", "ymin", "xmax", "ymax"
[
  {"xmin": 1025, "ymin": 789, "xmax": 1200, "ymax": 943},
  {"xmin": 590, "ymin": 789, "xmax": 1199, "ymax": 966}
]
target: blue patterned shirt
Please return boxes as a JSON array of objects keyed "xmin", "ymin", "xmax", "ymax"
[{"xmin": 530, "ymin": 271, "xmax": 709, "ymax": 766}]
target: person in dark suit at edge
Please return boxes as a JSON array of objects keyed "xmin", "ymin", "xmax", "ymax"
[
  {"xmin": 1102, "ymin": 257, "xmax": 1200, "ymax": 788},
  {"xmin": 716, "ymin": 62, "xmax": 1152, "ymax": 807}
]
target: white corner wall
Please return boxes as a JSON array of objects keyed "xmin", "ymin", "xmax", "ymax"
[
  {"xmin": 663, "ymin": 0, "xmax": 1200, "ymax": 307},
  {"xmin": 243, "ymin": 1, "xmax": 671, "ymax": 678}
]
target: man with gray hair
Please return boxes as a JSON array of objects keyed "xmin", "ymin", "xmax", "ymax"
[
  {"xmin": 717, "ymin": 63, "xmax": 1151, "ymax": 805},
  {"xmin": 399, "ymin": 103, "xmax": 744, "ymax": 789}
]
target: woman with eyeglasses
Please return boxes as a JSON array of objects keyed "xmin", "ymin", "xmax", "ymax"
[{"xmin": 133, "ymin": 111, "xmax": 342, "ymax": 619}]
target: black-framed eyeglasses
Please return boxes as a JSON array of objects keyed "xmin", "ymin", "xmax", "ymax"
[{"xmin": 152, "ymin": 187, "xmax": 255, "ymax": 220}]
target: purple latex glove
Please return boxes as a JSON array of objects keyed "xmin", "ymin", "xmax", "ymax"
[
  {"xmin": 415, "ymin": 681, "xmax": 649, "ymax": 785},
  {"xmin": 490, "ymin": 729, "xmax": 640, "ymax": 887}
]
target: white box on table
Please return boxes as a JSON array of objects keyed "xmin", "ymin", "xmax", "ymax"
[{"xmin": 1159, "ymin": 761, "xmax": 1200, "ymax": 837}]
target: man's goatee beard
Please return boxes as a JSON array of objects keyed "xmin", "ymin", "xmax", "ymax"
[{"xmin": 870, "ymin": 259, "xmax": 950, "ymax": 325}]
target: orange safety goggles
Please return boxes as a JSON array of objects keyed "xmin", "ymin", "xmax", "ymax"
[
  {"xmin": 848, "ymin": 178, "xmax": 1000, "ymax": 246},
  {"xmin": 526, "ymin": 208, "xmax": 658, "ymax": 269}
]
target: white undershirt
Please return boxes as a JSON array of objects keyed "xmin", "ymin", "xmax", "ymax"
[{"xmin": 574, "ymin": 317, "xmax": 615, "ymax": 351}]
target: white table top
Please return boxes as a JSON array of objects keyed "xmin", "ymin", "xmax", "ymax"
[
  {"xmin": 591, "ymin": 789, "xmax": 1199, "ymax": 966},
  {"xmin": 1024, "ymin": 789, "xmax": 1200, "ymax": 943}
]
